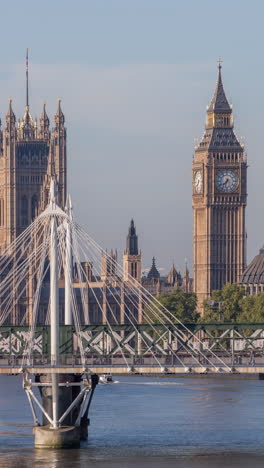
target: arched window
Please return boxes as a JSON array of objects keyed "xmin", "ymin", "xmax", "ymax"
[
  {"xmin": 31, "ymin": 195, "xmax": 38, "ymax": 220},
  {"xmin": 21, "ymin": 196, "xmax": 28, "ymax": 226}
]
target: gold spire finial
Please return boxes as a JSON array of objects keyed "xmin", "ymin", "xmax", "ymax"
[{"xmin": 218, "ymin": 57, "xmax": 223, "ymax": 70}]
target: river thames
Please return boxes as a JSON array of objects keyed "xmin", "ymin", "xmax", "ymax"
[{"xmin": 0, "ymin": 375, "xmax": 264, "ymax": 467}]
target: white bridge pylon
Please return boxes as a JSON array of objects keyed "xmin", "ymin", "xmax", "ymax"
[{"xmin": 0, "ymin": 179, "xmax": 234, "ymax": 428}]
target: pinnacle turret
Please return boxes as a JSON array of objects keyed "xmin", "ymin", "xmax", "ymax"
[
  {"xmin": 183, "ymin": 259, "xmax": 189, "ymax": 279},
  {"xmin": 40, "ymin": 103, "xmax": 49, "ymax": 125},
  {"xmin": 5, "ymin": 99, "xmax": 16, "ymax": 127},
  {"xmin": 54, "ymin": 99, "xmax": 65, "ymax": 127},
  {"xmin": 167, "ymin": 263, "xmax": 178, "ymax": 285},
  {"xmin": 20, "ymin": 105, "xmax": 35, "ymax": 140},
  {"xmin": 39, "ymin": 103, "xmax": 50, "ymax": 139}
]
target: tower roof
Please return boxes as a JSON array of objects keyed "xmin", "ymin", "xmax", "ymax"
[
  {"xmin": 208, "ymin": 62, "xmax": 232, "ymax": 114},
  {"xmin": 241, "ymin": 248, "xmax": 264, "ymax": 285},
  {"xmin": 196, "ymin": 127, "xmax": 242, "ymax": 152},
  {"xmin": 129, "ymin": 219, "xmax": 135, "ymax": 235},
  {"xmin": 126, "ymin": 219, "xmax": 138, "ymax": 255},
  {"xmin": 196, "ymin": 61, "xmax": 243, "ymax": 153},
  {"xmin": 147, "ymin": 257, "xmax": 160, "ymax": 280}
]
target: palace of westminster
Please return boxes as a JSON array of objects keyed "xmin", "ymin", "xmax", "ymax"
[{"xmin": 1, "ymin": 56, "xmax": 263, "ymax": 325}]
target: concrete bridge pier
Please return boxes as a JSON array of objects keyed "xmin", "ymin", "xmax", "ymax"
[
  {"xmin": 36, "ymin": 374, "xmax": 82, "ymax": 426},
  {"xmin": 33, "ymin": 424, "xmax": 81, "ymax": 449},
  {"xmin": 24, "ymin": 373, "xmax": 99, "ymax": 448}
]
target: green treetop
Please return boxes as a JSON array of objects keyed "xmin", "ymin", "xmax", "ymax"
[{"xmin": 146, "ymin": 287, "xmax": 199, "ymax": 324}]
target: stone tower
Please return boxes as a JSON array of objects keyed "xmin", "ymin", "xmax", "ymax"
[
  {"xmin": 101, "ymin": 249, "xmax": 118, "ymax": 282},
  {"xmin": 0, "ymin": 53, "xmax": 66, "ymax": 252},
  {"xmin": 192, "ymin": 62, "xmax": 247, "ymax": 311},
  {"xmin": 123, "ymin": 219, "xmax": 142, "ymax": 282}
]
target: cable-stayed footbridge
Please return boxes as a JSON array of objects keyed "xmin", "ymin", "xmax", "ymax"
[{"xmin": 0, "ymin": 180, "xmax": 263, "ymax": 447}]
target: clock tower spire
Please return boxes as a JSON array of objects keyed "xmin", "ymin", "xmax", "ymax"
[{"xmin": 192, "ymin": 62, "xmax": 247, "ymax": 313}]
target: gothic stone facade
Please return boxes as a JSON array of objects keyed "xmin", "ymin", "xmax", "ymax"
[{"xmin": 0, "ymin": 100, "xmax": 66, "ymax": 252}]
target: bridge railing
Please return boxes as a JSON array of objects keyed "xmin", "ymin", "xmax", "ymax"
[{"xmin": 0, "ymin": 324, "xmax": 264, "ymax": 365}]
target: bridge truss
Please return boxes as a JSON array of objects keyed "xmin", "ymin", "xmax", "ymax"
[{"xmin": 0, "ymin": 322, "xmax": 263, "ymax": 373}]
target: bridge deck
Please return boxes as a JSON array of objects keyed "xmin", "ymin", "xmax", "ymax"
[{"xmin": 0, "ymin": 365, "xmax": 264, "ymax": 375}]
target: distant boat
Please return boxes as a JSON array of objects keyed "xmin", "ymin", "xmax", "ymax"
[{"xmin": 99, "ymin": 374, "xmax": 113, "ymax": 384}]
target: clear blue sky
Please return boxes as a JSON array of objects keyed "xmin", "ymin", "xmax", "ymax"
[{"xmin": 0, "ymin": 0, "xmax": 263, "ymax": 274}]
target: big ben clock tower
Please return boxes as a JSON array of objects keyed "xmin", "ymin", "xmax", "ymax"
[{"xmin": 193, "ymin": 62, "xmax": 247, "ymax": 311}]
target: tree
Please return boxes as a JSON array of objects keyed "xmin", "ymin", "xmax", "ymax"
[
  {"xmin": 145, "ymin": 283, "xmax": 264, "ymax": 325},
  {"xmin": 202, "ymin": 283, "xmax": 245, "ymax": 322},
  {"xmin": 145, "ymin": 287, "xmax": 198, "ymax": 323},
  {"xmin": 240, "ymin": 293, "xmax": 264, "ymax": 322}
]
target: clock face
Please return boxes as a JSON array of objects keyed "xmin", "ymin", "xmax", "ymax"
[
  {"xmin": 194, "ymin": 170, "xmax": 203, "ymax": 194},
  {"xmin": 216, "ymin": 170, "xmax": 238, "ymax": 193}
]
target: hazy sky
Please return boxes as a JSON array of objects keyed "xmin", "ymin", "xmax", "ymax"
[{"xmin": 0, "ymin": 0, "xmax": 263, "ymax": 275}]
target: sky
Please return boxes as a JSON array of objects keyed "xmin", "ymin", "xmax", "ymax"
[{"xmin": 0, "ymin": 0, "xmax": 263, "ymax": 275}]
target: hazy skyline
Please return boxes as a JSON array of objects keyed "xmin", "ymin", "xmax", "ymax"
[{"xmin": 0, "ymin": 0, "xmax": 263, "ymax": 274}]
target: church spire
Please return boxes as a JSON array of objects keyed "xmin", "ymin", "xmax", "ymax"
[
  {"xmin": 207, "ymin": 59, "xmax": 232, "ymax": 114},
  {"xmin": 123, "ymin": 219, "xmax": 142, "ymax": 283},
  {"xmin": 126, "ymin": 219, "xmax": 138, "ymax": 255}
]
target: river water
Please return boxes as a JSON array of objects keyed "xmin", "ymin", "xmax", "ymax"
[{"xmin": 0, "ymin": 375, "xmax": 264, "ymax": 467}]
